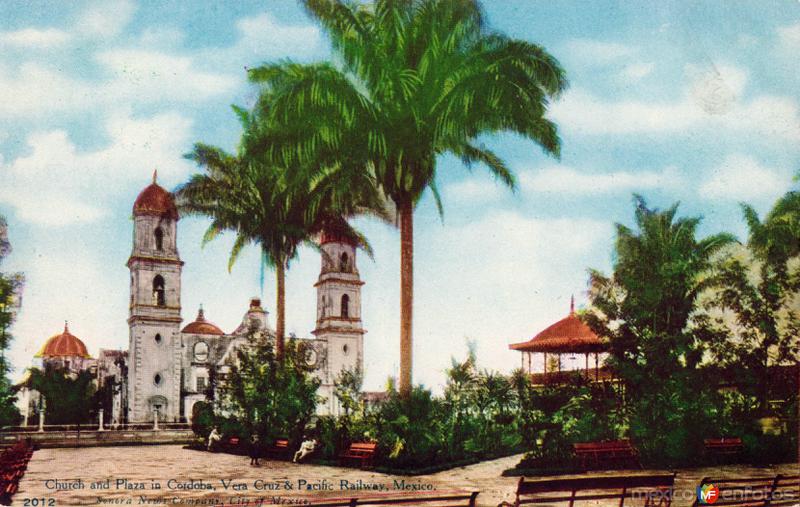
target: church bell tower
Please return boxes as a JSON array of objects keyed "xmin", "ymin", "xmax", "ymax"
[
  {"xmin": 127, "ymin": 171, "xmax": 183, "ymax": 422},
  {"xmin": 312, "ymin": 229, "xmax": 365, "ymax": 415}
]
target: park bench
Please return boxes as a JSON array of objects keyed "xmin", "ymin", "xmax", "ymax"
[
  {"xmin": 264, "ymin": 438, "xmax": 291, "ymax": 460},
  {"xmin": 338, "ymin": 442, "xmax": 378, "ymax": 469},
  {"xmin": 216, "ymin": 435, "xmax": 241, "ymax": 453},
  {"xmin": 293, "ymin": 490, "xmax": 479, "ymax": 506},
  {"xmin": 499, "ymin": 473, "xmax": 675, "ymax": 507},
  {"xmin": 691, "ymin": 474, "xmax": 800, "ymax": 507},
  {"xmin": 702, "ymin": 437, "xmax": 743, "ymax": 462},
  {"xmin": 573, "ymin": 439, "xmax": 641, "ymax": 470},
  {"xmin": 0, "ymin": 440, "xmax": 34, "ymax": 506}
]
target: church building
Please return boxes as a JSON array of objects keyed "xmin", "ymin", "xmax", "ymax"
[
  {"xmin": 124, "ymin": 173, "xmax": 366, "ymax": 422},
  {"xmin": 22, "ymin": 174, "xmax": 366, "ymax": 425}
]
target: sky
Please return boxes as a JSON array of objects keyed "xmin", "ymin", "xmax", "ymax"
[{"xmin": 1, "ymin": 0, "xmax": 799, "ymax": 392}]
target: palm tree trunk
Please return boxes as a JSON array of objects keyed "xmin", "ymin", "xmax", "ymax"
[
  {"xmin": 276, "ymin": 259, "xmax": 286, "ymax": 360},
  {"xmin": 399, "ymin": 199, "xmax": 414, "ymax": 398}
]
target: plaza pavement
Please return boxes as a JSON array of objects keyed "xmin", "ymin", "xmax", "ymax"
[{"xmin": 12, "ymin": 444, "xmax": 799, "ymax": 506}]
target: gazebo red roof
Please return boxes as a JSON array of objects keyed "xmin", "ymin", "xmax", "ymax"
[{"xmin": 509, "ymin": 301, "xmax": 606, "ymax": 354}]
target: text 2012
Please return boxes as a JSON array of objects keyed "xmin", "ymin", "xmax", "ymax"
[{"xmin": 22, "ymin": 498, "xmax": 55, "ymax": 506}]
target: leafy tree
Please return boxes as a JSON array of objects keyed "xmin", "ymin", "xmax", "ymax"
[
  {"xmin": 0, "ymin": 215, "xmax": 23, "ymax": 427},
  {"xmin": 706, "ymin": 242, "xmax": 799, "ymax": 412},
  {"xmin": 249, "ymin": 0, "xmax": 568, "ymax": 396},
  {"xmin": 702, "ymin": 191, "xmax": 800, "ymax": 460},
  {"xmin": 587, "ymin": 196, "xmax": 735, "ymax": 464},
  {"xmin": 190, "ymin": 401, "xmax": 215, "ymax": 439},
  {"xmin": 27, "ymin": 366, "xmax": 96, "ymax": 425},
  {"xmin": 333, "ymin": 365, "xmax": 364, "ymax": 417},
  {"xmin": 442, "ymin": 346, "xmax": 479, "ymax": 455},
  {"xmin": 218, "ymin": 330, "xmax": 320, "ymax": 445},
  {"xmin": 177, "ymin": 108, "xmax": 380, "ymax": 358},
  {"xmin": 369, "ymin": 386, "xmax": 445, "ymax": 467}
]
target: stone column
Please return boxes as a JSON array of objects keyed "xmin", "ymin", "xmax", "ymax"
[
  {"xmin": 153, "ymin": 408, "xmax": 159, "ymax": 431},
  {"xmin": 98, "ymin": 409, "xmax": 105, "ymax": 431},
  {"xmin": 38, "ymin": 408, "xmax": 45, "ymax": 432}
]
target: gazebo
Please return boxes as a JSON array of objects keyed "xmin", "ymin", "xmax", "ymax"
[{"xmin": 509, "ymin": 298, "xmax": 608, "ymax": 384}]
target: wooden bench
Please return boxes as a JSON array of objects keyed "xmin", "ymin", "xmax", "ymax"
[
  {"xmin": 338, "ymin": 442, "xmax": 377, "ymax": 469},
  {"xmin": 216, "ymin": 436, "xmax": 241, "ymax": 453},
  {"xmin": 500, "ymin": 473, "xmax": 675, "ymax": 507},
  {"xmin": 702, "ymin": 437, "xmax": 743, "ymax": 462},
  {"xmin": 264, "ymin": 438, "xmax": 291, "ymax": 459},
  {"xmin": 573, "ymin": 439, "xmax": 641, "ymax": 470},
  {"xmin": 0, "ymin": 441, "xmax": 34, "ymax": 506},
  {"xmin": 296, "ymin": 490, "xmax": 479, "ymax": 506},
  {"xmin": 691, "ymin": 474, "xmax": 800, "ymax": 507}
]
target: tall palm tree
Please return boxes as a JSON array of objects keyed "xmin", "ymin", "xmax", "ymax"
[
  {"xmin": 176, "ymin": 110, "xmax": 381, "ymax": 359},
  {"xmin": 248, "ymin": 0, "xmax": 567, "ymax": 396}
]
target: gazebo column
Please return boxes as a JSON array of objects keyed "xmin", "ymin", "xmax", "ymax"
[
  {"xmin": 527, "ymin": 352, "xmax": 532, "ymax": 374},
  {"xmin": 595, "ymin": 353, "xmax": 599, "ymax": 381},
  {"xmin": 543, "ymin": 352, "xmax": 547, "ymax": 378},
  {"xmin": 585, "ymin": 353, "xmax": 589, "ymax": 379}
]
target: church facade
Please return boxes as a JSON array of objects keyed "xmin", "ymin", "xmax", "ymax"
[{"xmin": 124, "ymin": 175, "xmax": 365, "ymax": 423}]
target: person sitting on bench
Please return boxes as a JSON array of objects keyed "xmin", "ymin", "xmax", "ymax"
[
  {"xmin": 207, "ymin": 427, "xmax": 221, "ymax": 451},
  {"xmin": 293, "ymin": 438, "xmax": 317, "ymax": 463}
]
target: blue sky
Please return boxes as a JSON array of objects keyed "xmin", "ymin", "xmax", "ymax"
[{"xmin": 1, "ymin": 0, "xmax": 799, "ymax": 391}]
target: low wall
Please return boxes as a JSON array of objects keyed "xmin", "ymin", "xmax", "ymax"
[{"xmin": 0, "ymin": 429, "xmax": 198, "ymax": 448}]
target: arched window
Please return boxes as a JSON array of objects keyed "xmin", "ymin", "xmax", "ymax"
[
  {"xmin": 154, "ymin": 227, "xmax": 164, "ymax": 251},
  {"xmin": 340, "ymin": 294, "xmax": 350, "ymax": 318},
  {"xmin": 340, "ymin": 252, "xmax": 349, "ymax": 272},
  {"xmin": 154, "ymin": 333, "xmax": 162, "ymax": 344},
  {"xmin": 153, "ymin": 275, "xmax": 166, "ymax": 307}
]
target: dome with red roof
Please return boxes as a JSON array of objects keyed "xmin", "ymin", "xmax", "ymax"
[
  {"xmin": 182, "ymin": 307, "xmax": 224, "ymax": 336},
  {"xmin": 509, "ymin": 299, "xmax": 605, "ymax": 354},
  {"xmin": 133, "ymin": 171, "xmax": 178, "ymax": 220},
  {"xmin": 320, "ymin": 224, "xmax": 357, "ymax": 246},
  {"xmin": 35, "ymin": 322, "xmax": 92, "ymax": 359}
]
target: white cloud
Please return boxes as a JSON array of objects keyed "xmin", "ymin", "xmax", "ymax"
[
  {"xmin": 777, "ymin": 22, "xmax": 800, "ymax": 52},
  {"xmin": 0, "ymin": 12, "xmax": 322, "ymax": 120},
  {"xmin": 96, "ymin": 49, "xmax": 238, "ymax": 102},
  {"xmin": 619, "ymin": 62, "xmax": 655, "ymax": 82},
  {"xmin": 7, "ymin": 251, "xmax": 129, "ymax": 379},
  {"xmin": 205, "ymin": 13, "xmax": 322, "ymax": 66},
  {"xmin": 737, "ymin": 34, "xmax": 759, "ymax": 48},
  {"xmin": 0, "ymin": 62, "xmax": 95, "ymax": 117},
  {"xmin": 412, "ymin": 211, "xmax": 613, "ymax": 388},
  {"xmin": 0, "ymin": 111, "xmax": 194, "ymax": 226},
  {"xmin": 0, "ymin": 28, "xmax": 70, "ymax": 48},
  {"xmin": 137, "ymin": 27, "xmax": 186, "ymax": 49},
  {"xmin": 686, "ymin": 63, "xmax": 747, "ymax": 114},
  {"xmin": 551, "ymin": 63, "xmax": 800, "ymax": 141},
  {"xmin": 76, "ymin": 0, "xmax": 136, "ymax": 38},
  {"xmin": 699, "ymin": 154, "xmax": 790, "ymax": 202},
  {"xmin": 0, "ymin": 49, "xmax": 237, "ymax": 118},
  {"xmin": 446, "ymin": 178, "xmax": 505, "ymax": 202},
  {"xmin": 565, "ymin": 39, "xmax": 636, "ymax": 64},
  {"xmin": 519, "ymin": 165, "xmax": 680, "ymax": 195}
]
